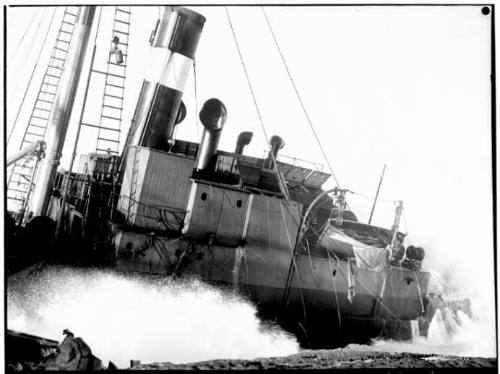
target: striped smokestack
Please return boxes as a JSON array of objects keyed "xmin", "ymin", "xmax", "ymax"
[{"xmin": 123, "ymin": 7, "xmax": 205, "ymax": 153}]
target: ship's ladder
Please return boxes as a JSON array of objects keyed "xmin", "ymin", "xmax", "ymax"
[
  {"xmin": 127, "ymin": 146, "xmax": 141, "ymax": 223},
  {"xmin": 6, "ymin": 7, "xmax": 79, "ymax": 214},
  {"xmin": 93, "ymin": 6, "xmax": 131, "ymax": 155}
]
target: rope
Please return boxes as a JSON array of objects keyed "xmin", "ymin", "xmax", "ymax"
[
  {"xmin": 350, "ymin": 268, "xmax": 403, "ymax": 323},
  {"xmin": 7, "ymin": 8, "xmax": 57, "ymax": 147},
  {"xmin": 261, "ymin": 7, "xmax": 341, "ymax": 188},
  {"xmin": 7, "ymin": 9, "xmax": 45, "ymax": 109},
  {"xmin": 326, "ymin": 250, "xmax": 342, "ymax": 328},
  {"xmin": 350, "ymin": 190, "xmax": 397, "ymax": 204},
  {"xmin": 303, "ymin": 238, "xmax": 314, "ymax": 274},
  {"xmin": 279, "ymin": 199, "xmax": 309, "ymax": 324},
  {"xmin": 7, "ymin": 9, "xmax": 38, "ymax": 69},
  {"xmin": 412, "ymin": 270, "xmax": 425, "ymax": 314},
  {"xmin": 279, "ymin": 199, "xmax": 300, "ymax": 280},
  {"xmin": 225, "ymin": 7, "xmax": 291, "ymax": 200},
  {"xmin": 266, "ymin": 196, "xmax": 271, "ymax": 250},
  {"xmin": 225, "ymin": 9, "xmax": 367, "ymax": 316},
  {"xmin": 193, "ymin": 60, "xmax": 200, "ymax": 139},
  {"xmin": 7, "ymin": 9, "xmax": 40, "ymax": 96},
  {"xmin": 314, "ymin": 243, "xmax": 406, "ymax": 327},
  {"xmin": 225, "ymin": 7, "xmax": 270, "ymax": 144}
]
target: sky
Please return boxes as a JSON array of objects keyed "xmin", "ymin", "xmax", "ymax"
[{"xmin": 5, "ymin": 5, "xmax": 495, "ymax": 308}]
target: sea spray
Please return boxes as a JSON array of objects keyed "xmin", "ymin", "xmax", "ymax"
[
  {"xmin": 345, "ymin": 282, "xmax": 496, "ymax": 358},
  {"xmin": 7, "ymin": 266, "xmax": 299, "ymax": 368}
]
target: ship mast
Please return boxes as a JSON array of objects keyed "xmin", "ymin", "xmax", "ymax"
[{"xmin": 30, "ymin": 6, "xmax": 96, "ymax": 217}]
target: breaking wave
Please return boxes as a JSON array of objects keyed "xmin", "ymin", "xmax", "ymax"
[
  {"xmin": 347, "ymin": 307, "xmax": 495, "ymax": 358},
  {"xmin": 346, "ymin": 269, "xmax": 496, "ymax": 358},
  {"xmin": 7, "ymin": 266, "xmax": 299, "ymax": 368}
]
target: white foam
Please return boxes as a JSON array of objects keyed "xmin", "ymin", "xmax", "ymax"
[
  {"xmin": 7, "ymin": 266, "xmax": 299, "ymax": 368},
  {"xmin": 346, "ymin": 298, "xmax": 496, "ymax": 358}
]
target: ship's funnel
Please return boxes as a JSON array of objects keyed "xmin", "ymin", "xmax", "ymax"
[
  {"xmin": 195, "ymin": 98, "xmax": 227, "ymax": 171},
  {"xmin": 234, "ymin": 132, "xmax": 253, "ymax": 155},
  {"xmin": 267, "ymin": 135, "xmax": 285, "ymax": 168},
  {"xmin": 122, "ymin": 7, "xmax": 205, "ymax": 155}
]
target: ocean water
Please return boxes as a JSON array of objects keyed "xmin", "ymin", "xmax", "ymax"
[
  {"xmin": 346, "ymin": 273, "xmax": 497, "ymax": 359},
  {"xmin": 346, "ymin": 308, "xmax": 496, "ymax": 359},
  {"xmin": 7, "ymin": 265, "xmax": 496, "ymax": 369},
  {"xmin": 7, "ymin": 266, "xmax": 299, "ymax": 368}
]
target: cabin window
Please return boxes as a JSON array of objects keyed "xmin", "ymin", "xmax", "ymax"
[
  {"xmin": 236, "ymin": 199, "xmax": 243, "ymax": 208},
  {"xmin": 201, "ymin": 192, "xmax": 207, "ymax": 201}
]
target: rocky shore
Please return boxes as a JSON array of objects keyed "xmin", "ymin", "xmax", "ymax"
[
  {"xmin": 6, "ymin": 328, "xmax": 496, "ymax": 371},
  {"xmin": 130, "ymin": 349, "xmax": 496, "ymax": 370}
]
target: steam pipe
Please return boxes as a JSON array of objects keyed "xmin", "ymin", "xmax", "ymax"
[
  {"xmin": 267, "ymin": 135, "xmax": 285, "ymax": 168},
  {"xmin": 30, "ymin": 6, "xmax": 96, "ymax": 217},
  {"xmin": 195, "ymin": 98, "xmax": 227, "ymax": 171},
  {"xmin": 234, "ymin": 131, "xmax": 253, "ymax": 155}
]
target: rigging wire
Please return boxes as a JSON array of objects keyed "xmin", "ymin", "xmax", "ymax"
[
  {"xmin": 225, "ymin": 8, "xmax": 336, "ymax": 231},
  {"xmin": 7, "ymin": 7, "xmax": 57, "ymax": 147},
  {"xmin": 225, "ymin": 7, "xmax": 291, "ymax": 201},
  {"xmin": 7, "ymin": 8, "xmax": 38, "ymax": 68},
  {"xmin": 351, "ymin": 269, "xmax": 404, "ymax": 323},
  {"xmin": 7, "ymin": 9, "xmax": 46, "ymax": 109},
  {"xmin": 226, "ymin": 9, "xmax": 403, "ymax": 311},
  {"xmin": 261, "ymin": 7, "xmax": 341, "ymax": 188},
  {"xmin": 402, "ymin": 207, "xmax": 410, "ymax": 238},
  {"xmin": 193, "ymin": 60, "xmax": 200, "ymax": 139},
  {"xmin": 326, "ymin": 253, "xmax": 343, "ymax": 328},
  {"xmin": 225, "ymin": 7, "xmax": 270, "ymax": 144},
  {"xmin": 350, "ymin": 190, "xmax": 397, "ymax": 204}
]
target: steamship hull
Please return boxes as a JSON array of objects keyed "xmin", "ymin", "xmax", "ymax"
[
  {"xmin": 90, "ymin": 138, "xmax": 429, "ymax": 346},
  {"xmin": 112, "ymin": 224, "xmax": 430, "ymax": 346}
]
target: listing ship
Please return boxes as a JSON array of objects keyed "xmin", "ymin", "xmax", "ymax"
[{"xmin": 6, "ymin": 5, "xmax": 432, "ymax": 347}]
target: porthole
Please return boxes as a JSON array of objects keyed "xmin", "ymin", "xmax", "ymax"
[
  {"xmin": 236, "ymin": 199, "xmax": 243, "ymax": 208},
  {"xmin": 201, "ymin": 192, "xmax": 207, "ymax": 201}
]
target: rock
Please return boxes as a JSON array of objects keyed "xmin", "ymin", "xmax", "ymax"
[
  {"xmin": 6, "ymin": 329, "xmax": 59, "ymax": 369},
  {"xmin": 7, "ymin": 363, "xmax": 23, "ymax": 371},
  {"xmin": 43, "ymin": 329, "xmax": 104, "ymax": 370},
  {"xmin": 108, "ymin": 361, "xmax": 118, "ymax": 370}
]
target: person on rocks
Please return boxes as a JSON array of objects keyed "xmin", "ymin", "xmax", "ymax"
[{"xmin": 42, "ymin": 329, "xmax": 103, "ymax": 370}]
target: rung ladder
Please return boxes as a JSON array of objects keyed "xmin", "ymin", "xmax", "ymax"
[
  {"xmin": 127, "ymin": 147, "xmax": 141, "ymax": 224},
  {"xmin": 7, "ymin": 7, "xmax": 79, "ymax": 214},
  {"xmin": 95, "ymin": 6, "xmax": 131, "ymax": 155}
]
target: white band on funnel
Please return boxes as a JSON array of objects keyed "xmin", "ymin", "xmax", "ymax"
[
  {"xmin": 159, "ymin": 52, "xmax": 192, "ymax": 91},
  {"xmin": 144, "ymin": 48, "xmax": 171, "ymax": 83}
]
